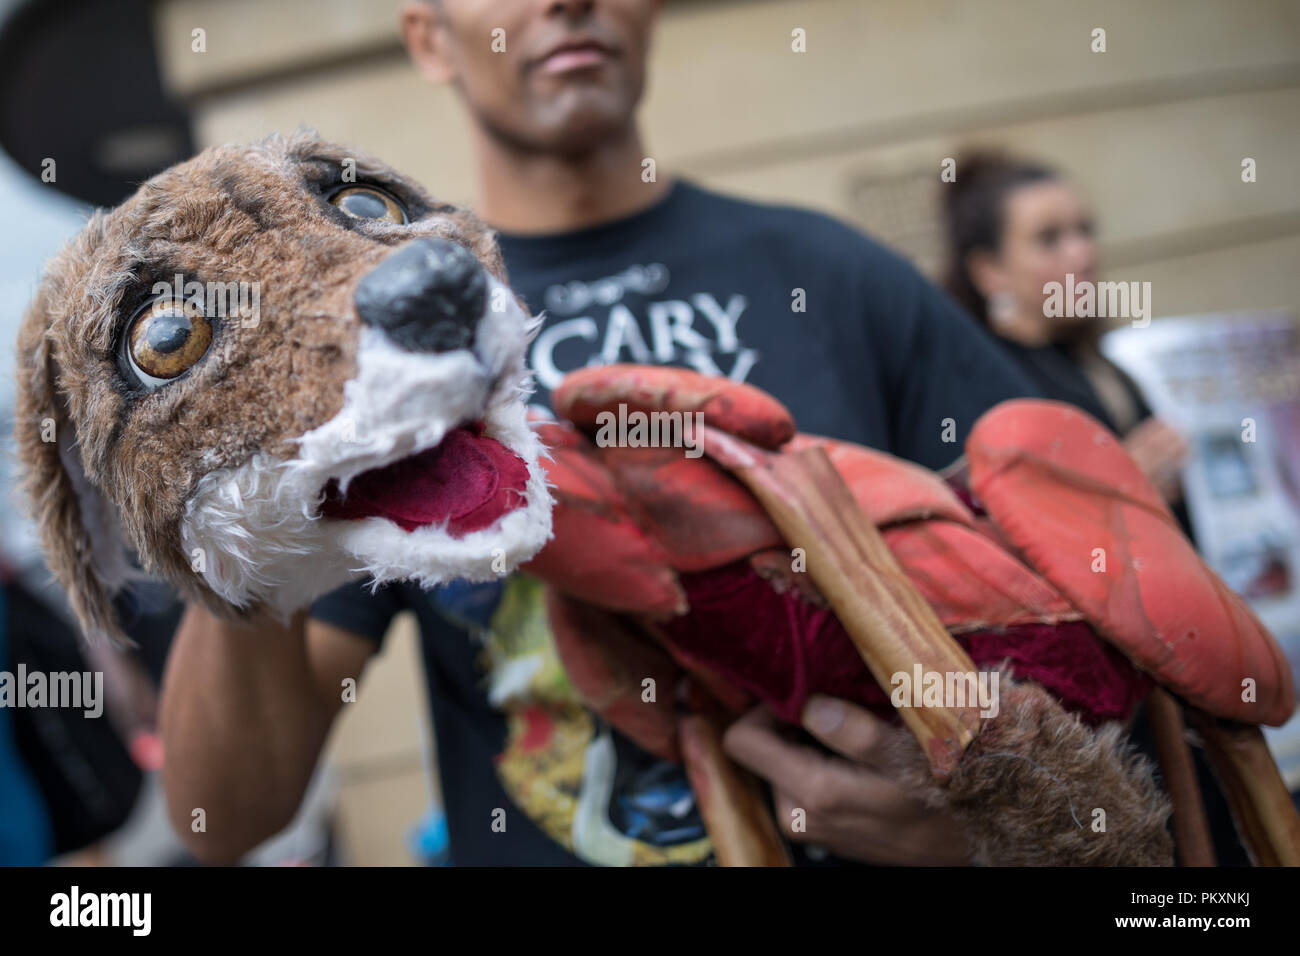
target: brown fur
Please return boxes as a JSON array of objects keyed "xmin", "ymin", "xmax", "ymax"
[
  {"xmin": 15, "ymin": 131, "xmax": 510, "ymax": 640},
  {"xmin": 887, "ymin": 679, "xmax": 1174, "ymax": 865}
]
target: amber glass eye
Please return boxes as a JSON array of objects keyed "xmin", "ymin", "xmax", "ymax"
[
  {"xmin": 329, "ymin": 185, "xmax": 408, "ymax": 224},
  {"xmin": 125, "ymin": 298, "xmax": 213, "ymax": 385}
]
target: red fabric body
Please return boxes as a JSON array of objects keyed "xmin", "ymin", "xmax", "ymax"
[
  {"xmin": 656, "ymin": 560, "xmax": 1151, "ymax": 726},
  {"xmin": 969, "ymin": 400, "xmax": 1296, "ymax": 725}
]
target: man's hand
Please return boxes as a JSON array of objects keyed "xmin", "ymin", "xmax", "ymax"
[
  {"xmin": 1123, "ymin": 417, "xmax": 1188, "ymax": 503},
  {"xmin": 722, "ymin": 695, "xmax": 971, "ymax": 865}
]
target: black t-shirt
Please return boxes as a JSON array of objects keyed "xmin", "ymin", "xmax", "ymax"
[
  {"xmin": 309, "ymin": 180, "xmax": 1040, "ymax": 865},
  {"xmin": 994, "ymin": 338, "xmax": 1151, "ymax": 436}
]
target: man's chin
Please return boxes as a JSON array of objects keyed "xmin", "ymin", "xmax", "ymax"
[{"xmin": 526, "ymin": 94, "xmax": 640, "ymax": 151}]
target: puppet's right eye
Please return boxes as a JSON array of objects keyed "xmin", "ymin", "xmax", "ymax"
[{"xmin": 123, "ymin": 297, "xmax": 213, "ymax": 387}]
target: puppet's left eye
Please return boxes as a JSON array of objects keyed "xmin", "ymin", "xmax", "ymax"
[
  {"xmin": 329, "ymin": 185, "xmax": 408, "ymax": 224},
  {"xmin": 124, "ymin": 298, "xmax": 213, "ymax": 387}
]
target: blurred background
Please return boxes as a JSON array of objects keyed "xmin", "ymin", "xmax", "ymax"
[{"xmin": 1, "ymin": 0, "xmax": 1297, "ymax": 865}]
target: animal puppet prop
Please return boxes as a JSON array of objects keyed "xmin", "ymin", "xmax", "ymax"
[
  {"xmin": 17, "ymin": 134, "xmax": 1299, "ymax": 866},
  {"xmin": 522, "ymin": 366, "xmax": 1299, "ymax": 866},
  {"xmin": 16, "ymin": 133, "xmax": 552, "ymax": 640}
]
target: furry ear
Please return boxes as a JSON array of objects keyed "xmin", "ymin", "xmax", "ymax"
[{"xmin": 15, "ymin": 287, "xmax": 133, "ymax": 644}]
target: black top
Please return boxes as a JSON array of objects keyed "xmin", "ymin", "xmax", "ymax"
[
  {"xmin": 994, "ymin": 337, "xmax": 1151, "ymax": 435},
  {"xmin": 310, "ymin": 180, "xmax": 1041, "ymax": 866}
]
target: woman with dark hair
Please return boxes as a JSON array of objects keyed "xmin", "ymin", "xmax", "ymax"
[
  {"xmin": 941, "ymin": 153, "xmax": 1265, "ymax": 865},
  {"xmin": 942, "ymin": 151, "xmax": 1187, "ymax": 502}
]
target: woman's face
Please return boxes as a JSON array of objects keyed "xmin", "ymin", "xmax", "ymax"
[{"xmin": 995, "ymin": 180, "xmax": 1099, "ymax": 332}]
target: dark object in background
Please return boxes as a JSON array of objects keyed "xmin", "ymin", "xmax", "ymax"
[
  {"xmin": 0, "ymin": 0, "xmax": 193, "ymax": 206},
  {"xmin": 6, "ymin": 580, "xmax": 143, "ymax": 856}
]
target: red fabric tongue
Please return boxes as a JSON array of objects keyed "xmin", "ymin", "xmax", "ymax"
[{"xmin": 321, "ymin": 427, "xmax": 529, "ymax": 535}]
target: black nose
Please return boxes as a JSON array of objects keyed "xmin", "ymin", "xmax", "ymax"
[{"xmin": 354, "ymin": 238, "xmax": 488, "ymax": 353}]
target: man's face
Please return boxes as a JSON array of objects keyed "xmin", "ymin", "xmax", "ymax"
[{"xmin": 435, "ymin": 0, "xmax": 659, "ymax": 153}]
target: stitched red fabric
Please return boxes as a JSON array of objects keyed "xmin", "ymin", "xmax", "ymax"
[{"xmin": 657, "ymin": 560, "xmax": 1150, "ymax": 725}]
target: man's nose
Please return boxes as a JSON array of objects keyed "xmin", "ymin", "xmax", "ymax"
[{"xmin": 354, "ymin": 238, "xmax": 488, "ymax": 353}]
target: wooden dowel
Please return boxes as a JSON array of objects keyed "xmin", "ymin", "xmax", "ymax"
[
  {"xmin": 1185, "ymin": 707, "xmax": 1300, "ymax": 866},
  {"xmin": 704, "ymin": 427, "xmax": 983, "ymax": 778},
  {"xmin": 677, "ymin": 706, "xmax": 792, "ymax": 867},
  {"xmin": 1147, "ymin": 687, "xmax": 1216, "ymax": 866}
]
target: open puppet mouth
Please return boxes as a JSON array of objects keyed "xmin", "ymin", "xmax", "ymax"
[{"xmin": 318, "ymin": 423, "xmax": 530, "ymax": 536}]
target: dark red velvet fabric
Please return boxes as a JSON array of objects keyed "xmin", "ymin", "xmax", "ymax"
[{"xmin": 656, "ymin": 560, "xmax": 1151, "ymax": 726}]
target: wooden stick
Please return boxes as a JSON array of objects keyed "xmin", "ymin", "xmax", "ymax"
[
  {"xmin": 704, "ymin": 427, "xmax": 983, "ymax": 778},
  {"xmin": 677, "ymin": 703, "xmax": 793, "ymax": 867},
  {"xmin": 1146, "ymin": 687, "xmax": 1216, "ymax": 866},
  {"xmin": 1184, "ymin": 707, "xmax": 1300, "ymax": 866}
]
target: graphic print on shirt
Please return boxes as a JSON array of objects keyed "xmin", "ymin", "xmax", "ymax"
[
  {"xmin": 433, "ymin": 575, "xmax": 713, "ymax": 866},
  {"xmin": 528, "ymin": 264, "xmax": 761, "ymax": 395}
]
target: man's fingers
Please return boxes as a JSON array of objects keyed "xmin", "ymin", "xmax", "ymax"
[
  {"xmin": 772, "ymin": 787, "xmax": 825, "ymax": 845},
  {"xmin": 722, "ymin": 705, "xmax": 830, "ymax": 796},
  {"xmin": 800, "ymin": 694, "xmax": 894, "ymax": 768}
]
